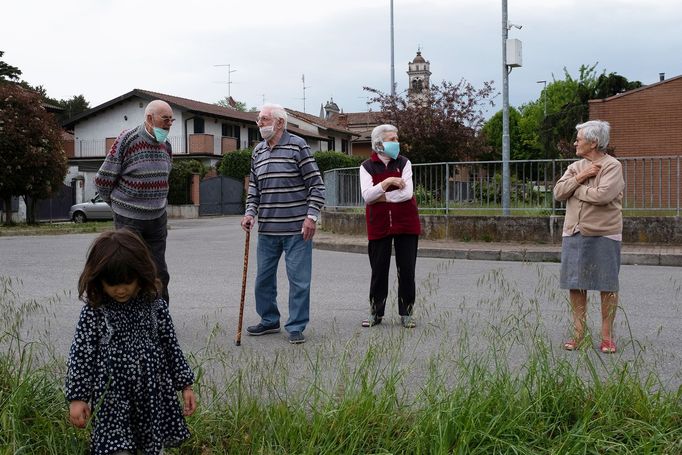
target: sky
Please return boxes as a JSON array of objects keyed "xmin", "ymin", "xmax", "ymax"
[{"xmin": 2, "ymin": 0, "xmax": 681, "ymax": 118}]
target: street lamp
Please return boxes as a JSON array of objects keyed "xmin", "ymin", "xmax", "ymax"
[{"xmin": 536, "ymin": 80, "xmax": 547, "ymax": 117}]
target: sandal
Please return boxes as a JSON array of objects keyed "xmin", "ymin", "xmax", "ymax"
[
  {"xmin": 563, "ymin": 339, "xmax": 583, "ymax": 351},
  {"xmin": 361, "ymin": 317, "xmax": 382, "ymax": 327},
  {"xmin": 400, "ymin": 315, "xmax": 416, "ymax": 328},
  {"xmin": 600, "ymin": 339, "xmax": 617, "ymax": 354}
]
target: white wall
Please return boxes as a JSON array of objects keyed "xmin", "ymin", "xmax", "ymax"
[{"xmin": 73, "ymin": 97, "xmax": 183, "ymax": 156}]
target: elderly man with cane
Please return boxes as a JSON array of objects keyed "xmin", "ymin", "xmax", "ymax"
[{"xmin": 240, "ymin": 103, "xmax": 325, "ymax": 344}]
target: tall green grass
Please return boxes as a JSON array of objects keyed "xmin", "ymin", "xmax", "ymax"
[{"xmin": 2, "ymin": 267, "xmax": 682, "ymax": 454}]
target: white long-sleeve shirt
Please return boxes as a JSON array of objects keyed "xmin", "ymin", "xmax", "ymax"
[{"xmin": 360, "ymin": 154, "xmax": 414, "ymax": 204}]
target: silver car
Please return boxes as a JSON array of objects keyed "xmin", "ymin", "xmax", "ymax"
[{"xmin": 69, "ymin": 194, "xmax": 113, "ymax": 223}]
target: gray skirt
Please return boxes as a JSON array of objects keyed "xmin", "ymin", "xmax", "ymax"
[{"xmin": 560, "ymin": 233, "xmax": 621, "ymax": 292}]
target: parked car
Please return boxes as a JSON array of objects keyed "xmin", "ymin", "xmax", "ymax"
[{"xmin": 69, "ymin": 194, "xmax": 113, "ymax": 223}]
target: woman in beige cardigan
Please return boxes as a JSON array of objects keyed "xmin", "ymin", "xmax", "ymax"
[{"xmin": 553, "ymin": 120, "xmax": 624, "ymax": 353}]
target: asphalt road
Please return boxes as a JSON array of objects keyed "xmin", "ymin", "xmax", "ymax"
[{"xmin": 2, "ymin": 216, "xmax": 681, "ymax": 393}]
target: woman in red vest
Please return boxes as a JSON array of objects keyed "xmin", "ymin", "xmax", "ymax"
[{"xmin": 359, "ymin": 124, "xmax": 421, "ymax": 328}]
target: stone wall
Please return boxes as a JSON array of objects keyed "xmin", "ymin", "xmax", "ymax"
[{"xmin": 321, "ymin": 210, "xmax": 682, "ymax": 245}]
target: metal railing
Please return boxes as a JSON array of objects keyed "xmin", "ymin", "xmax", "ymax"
[
  {"xmin": 74, "ymin": 136, "xmax": 185, "ymax": 157},
  {"xmin": 324, "ymin": 156, "xmax": 681, "ymax": 216}
]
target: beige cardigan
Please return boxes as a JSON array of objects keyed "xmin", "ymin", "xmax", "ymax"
[{"xmin": 553, "ymin": 154, "xmax": 624, "ymax": 237}]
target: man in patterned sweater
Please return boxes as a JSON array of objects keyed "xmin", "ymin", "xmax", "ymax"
[
  {"xmin": 240, "ymin": 103, "xmax": 326, "ymax": 344},
  {"xmin": 95, "ymin": 99, "xmax": 174, "ymax": 302}
]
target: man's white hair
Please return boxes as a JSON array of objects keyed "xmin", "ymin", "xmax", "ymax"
[{"xmin": 260, "ymin": 103, "xmax": 288, "ymax": 128}]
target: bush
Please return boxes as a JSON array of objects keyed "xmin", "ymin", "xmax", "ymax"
[
  {"xmin": 314, "ymin": 151, "xmax": 364, "ymax": 178},
  {"xmin": 168, "ymin": 160, "xmax": 205, "ymax": 205},
  {"xmin": 219, "ymin": 149, "xmax": 253, "ymax": 180}
]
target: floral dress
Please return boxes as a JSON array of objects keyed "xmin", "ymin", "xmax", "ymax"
[{"xmin": 66, "ymin": 296, "xmax": 194, "ymax": 455}]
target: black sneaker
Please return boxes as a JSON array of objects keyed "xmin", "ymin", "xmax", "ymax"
[
  {"xmin": 288, "ymin": 331, "xmax": 305, "ymax": 344},
  {"xmin": 246, "ymin": 322, "xmax": 281, "ymax": 336}
]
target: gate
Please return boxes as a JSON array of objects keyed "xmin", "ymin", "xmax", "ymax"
[
  {"xmin": 199, "ymin": 176, "xmax": 243, "ymax": 216},
  {"xmin": 35, "ymin": 183, "xmax": 74, "ymax": 221}
]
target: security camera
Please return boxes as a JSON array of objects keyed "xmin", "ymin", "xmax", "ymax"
[{"xmin": 508, "ymin": 22, "xmax": 523, "ymax": 30}]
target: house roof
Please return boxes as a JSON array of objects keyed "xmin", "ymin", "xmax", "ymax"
[
  {"xmin": 338, "ymin": 111, "xmax": 385, "ymax": 128},
  {"xmin": 63, "ymin": 88, "xmax": 258, "ymax": 128},
  {"xmin": 62, "ymin": 88, "xmax": 327, "ymax": 140},
  {"xmin": 588, "ymin": 74, "xmax": 682, "ymax": 104},
  {"xmin": 285, "ymin": 108, "xmax": 357, "ymax": 136}
]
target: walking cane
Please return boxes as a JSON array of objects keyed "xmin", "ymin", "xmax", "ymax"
[{"xmin": 235, "ymin": 229, "xmax": 250, "ymax": 346}]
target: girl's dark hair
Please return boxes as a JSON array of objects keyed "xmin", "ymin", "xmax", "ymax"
[{"xmin": 78, "ymin": 229, "xmax": 161, "ymax": 307}]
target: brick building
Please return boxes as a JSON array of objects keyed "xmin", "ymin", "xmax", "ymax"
[{"xmin": 588, "ymin": 74, "xmax": 682, "ymax": 210}]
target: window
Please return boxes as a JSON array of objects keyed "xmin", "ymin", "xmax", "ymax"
[
  {"xmin": 248, "ymin": 127, "xmax": 260, "ymax": 145},
  {"xmin": 341, "ymin": 139, "xmax": 349, "ymax": 154},
  {"xmin": 327, "ymin": 137, "xmax": 335, "ymax": 151},
  {"xmin": 194, "ymin": 117, "xmax": 205, "ymax": 134},
  {"xmin": 222, "ymin": 123, "xmax": 242, "ymax": 150}
]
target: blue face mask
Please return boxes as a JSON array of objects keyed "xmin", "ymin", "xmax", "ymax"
[
  {"xmin": 152, "ymin": 127, "xmax": 169, "ymax": 143},
  {"xmin": 382, "ymin": 141, "xmax": 400, "ymax": 159}
]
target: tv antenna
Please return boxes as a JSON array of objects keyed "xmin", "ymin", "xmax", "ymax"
[
  {"xmin": 214, "ymin": 64, "xmax": 237, "ymax": 98},
  {"xmin": 301, "ymin": 74, "xmax": 311, "ymax": 113}
]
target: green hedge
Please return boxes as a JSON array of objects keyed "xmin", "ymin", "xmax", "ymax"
[
  {"xmin": 218, "ymin": 149, "xmax": 253, "ymax": 180},
  {"xmin": 219, "ymin": 149, "xmax": 363, "ymax": 181},
  {"xmin": 168, "ymin": 160, "xmax": 205, "ymax": 205},
  {"xmin": 314, "ymin": 151, "xmax": 364, "ymax": 178}
]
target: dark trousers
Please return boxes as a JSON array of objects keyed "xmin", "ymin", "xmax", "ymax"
[
  {"xmin": 368, "ymin": 234, "xmax": 418, "ymax": 318},
  {"xmin": 114, "ymin": 212, "xmax": 170, "ymax": 303}
]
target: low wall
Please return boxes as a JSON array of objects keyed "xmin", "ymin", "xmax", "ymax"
[
  {"xmin": 167, "ymin": 204, "xmax": 199, "ymax": 219},
  {"xmin": 321, "ymin": 210, "xmax": 682, "ymax": 245}
]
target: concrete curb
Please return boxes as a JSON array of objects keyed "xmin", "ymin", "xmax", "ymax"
[{"xmin": 314, "ymin": 240, "xmax": 682, "ymax": 267}]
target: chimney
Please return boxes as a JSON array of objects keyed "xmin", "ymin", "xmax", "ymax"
[{"xmin": 659, "ymin": 72, "xmax": 665, "ymax": 82}]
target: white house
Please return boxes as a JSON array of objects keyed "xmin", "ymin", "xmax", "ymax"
[{"xmin": 63, "ymin": 89, "xmax": 354, "ymax": 201}]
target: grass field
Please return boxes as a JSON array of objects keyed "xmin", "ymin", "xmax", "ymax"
[
  {"xmin": 2, "ymin": 265, "xmax": 682, "ymax": 454},
  {"xmin": 0, "ymin": 221, "xmax": 113, "ymax": 237}
]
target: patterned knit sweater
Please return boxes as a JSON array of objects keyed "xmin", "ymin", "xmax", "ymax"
[
  {"xmin": 95, "ymin": 125, "xmax": 172, "ymax": 220},
  {"xmin": 245, "ymin": 131, "xmax": 325, "ymax": 235}
]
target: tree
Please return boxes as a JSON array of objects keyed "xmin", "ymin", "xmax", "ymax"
[
  {"xmin": 0, "ymin": 84, "xmax": 68, "ymax": 224},
  {"xmin": 538, "ymin": 64, "xmax": 642, "ymax": 157},
  {"xmin": 364, "ymin": 79, "xmax": 495, "ymax": 163},
  {"xmin": 59, "ymin": 94, "xmax": 90, "ymax": 122},
  {"xmin": 480, "ymin": 107, "xmax": 533, "ymax": 160},
  {"xmin": 0, "ymin": 51, "xmax": 21, "ymax": 82},
  {"xmin": 215, "ymin": 96, "xmax": 249, "ymax": 112}
]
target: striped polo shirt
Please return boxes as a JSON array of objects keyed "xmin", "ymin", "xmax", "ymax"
[{"xmin": 245, "ymin": 131, "xmax": 325, "ymax": 235}]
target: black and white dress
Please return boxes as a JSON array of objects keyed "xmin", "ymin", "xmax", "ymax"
[{"xmin": 66, "ymin": 296, "xmax": 194, "ymax": 455}]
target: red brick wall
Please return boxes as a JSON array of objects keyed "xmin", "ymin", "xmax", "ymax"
[
  {"xmin": 588, "ymin": 76, "xmax": 682, "ymax": 209},
  {"xmin": 588, "ymin": 76, "xmax": 682, "ymax": 158}
]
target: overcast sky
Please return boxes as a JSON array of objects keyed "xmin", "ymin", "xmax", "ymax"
[{"xmin": 3, "ymin": 0, "xmax": 681, "ymax": 118}]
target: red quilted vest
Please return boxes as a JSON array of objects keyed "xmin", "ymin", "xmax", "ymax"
[{"xmin": 362, "ymin": 153, "xmax": 421, "ymax": 240}]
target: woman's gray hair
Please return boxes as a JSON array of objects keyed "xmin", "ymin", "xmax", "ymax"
[
  {"xmin": 260, "ymin": 103, "xmax": 288, "ymax": 128},
  {"xmin": 371, "ymin": 124, "xmax": 398, "ymax": 152},
  {"xmin": 576, "ymin": 120, "xmax": 610, "ymax": 151}
]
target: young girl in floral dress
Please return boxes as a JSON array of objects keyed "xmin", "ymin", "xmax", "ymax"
[{"xmin": 66, "ymin": 229, "xmax": 196, "ymax": 454}]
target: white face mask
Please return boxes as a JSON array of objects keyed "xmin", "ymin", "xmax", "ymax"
[{"xmin": 259, "ymin": 125, "xmax": 275, "ymax": 140}]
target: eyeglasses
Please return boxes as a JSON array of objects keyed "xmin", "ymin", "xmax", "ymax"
[
  {"xmin": 155, "ymin": 114, "xmax": 176, "ymax": 124},
  {"xmin": 256, "ymin": 116, "xmax": 273, "ymax": 125}
]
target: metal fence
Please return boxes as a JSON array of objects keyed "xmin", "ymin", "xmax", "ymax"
[
  {"xmin": 324, "ymin": 156, "xmax": 681, "ymax": 216},
  {"xmin": 75, "ymin": 135, "xmax": 185, "ymax": 157}
]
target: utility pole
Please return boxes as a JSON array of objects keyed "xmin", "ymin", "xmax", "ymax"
[
  {"xmin": 501, "ymin": 0, "xmax": 522, "ymax": 216},
  {"xmin": 501, "ymin": 0, "xmax": 511, "ymax": 215},
  {"xmin": 214, "ymin": 64, "xmax": 237, "ymax": 98},
  {"xmin": 390, "ymin": 0, "xmax": 396, "ymax": 96}
]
